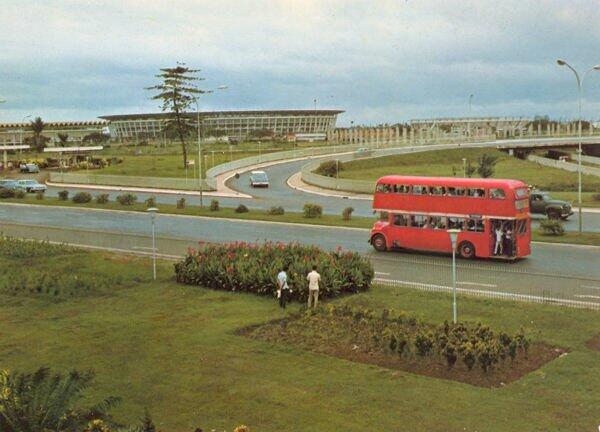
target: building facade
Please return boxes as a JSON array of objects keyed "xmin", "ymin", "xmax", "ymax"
[
  {"xmin": 0, "ymin": 121, "xmax": 108, "ymax": 146},
  {"xmin": 100, "ymin": 109, "xmax": 343, "ymax": 141}
]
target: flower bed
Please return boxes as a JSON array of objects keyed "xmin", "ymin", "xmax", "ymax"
[
  {"xmin": 174, "ymin": 242, "xmax": 374, "ymax": 301},
  {"xmin": 242, "ymin": 305, "xmax": 565, "ymax": 387}
]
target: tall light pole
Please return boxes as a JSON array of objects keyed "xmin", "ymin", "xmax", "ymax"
[
  {"xmin": 556, "ymin": 59, "xmax": 600, "ymax": 234},
  {"xmin": 147, "ymin": 207, "xmax": 158, "ymax": 280},
  {"xmin": 447, "ymin": 229, "xmax": 461, "ymax": 324}
]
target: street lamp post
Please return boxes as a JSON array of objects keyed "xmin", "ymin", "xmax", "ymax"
[
  {"xmin": 447, "ymin": 229, "xmax": 461, "ymax": 324},
  {"xmin": 147, "ymin": 207, "xmax": 158, "ymax": 280},
  {"xmin": 556, "ymin": 59, "xmax": 600, "ymax": 234}
]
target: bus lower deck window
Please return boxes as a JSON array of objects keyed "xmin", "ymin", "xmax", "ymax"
[
  {"xmin": 447, "ymin": 217, "xmax": 465, "ymax": 230},
  {"xmin": 410, "ymin": 215, "xmax": 428, "ymax": 227},
  {"xmin": 393, "ymin": 214, "xmax": 409, "ymax": 226},
  {"xmin": 466, "ymin": 218, "xmax": 484, "ymax": 232},
  {"xmin": 429, "ymin": 216, "xmax": 447, "ymax": 229}
]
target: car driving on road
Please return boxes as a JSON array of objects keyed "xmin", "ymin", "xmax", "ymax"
[
  {"xmin": 249, "ymin": 170, "xmax": 269, "ymax": 188},
  {"xmin": 20, "ymin": 163, "xmax": 40, "ymax": 173},
  {"xmin": 529, "ymin": 191, "xmax": 573, "ymax": 220},
  {"xmin": 0, "ymin": 179, "xmax": 21, "ymax": 190},
  {"xmin": 16, "ymin": 179, "xmax": 47, "ymax": 193}
]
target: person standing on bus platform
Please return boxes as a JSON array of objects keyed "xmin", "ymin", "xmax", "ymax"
[
  {"xmin": 494, "ymin": 225, "xmax": 504, "ymax": 255},
  {"xmin": 504, "ymin": 224, "xmax": 514, "ymax": 257},
  {"xmin": 306, "ymin": 265, "xmax": 321, "ymax": 308},
  {"xmin": 277, "ymin": 266, "xmax": 290, "ymax": 309}
]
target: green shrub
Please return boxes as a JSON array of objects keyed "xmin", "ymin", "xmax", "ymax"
[
  {"xmin": 210, "ymin": 199, "xmax": 219, "ymax": 211},
  {"xmin": 235, "ymin": 204, "xmax": 249, "ymax": 213},
  {"xmin": 342, "ymin": 206, "xmax": 354, "ymax": 220},
  {"xmin": 303, "ymin": 203, "xmax": 323, "ymax": 218},
  {"xmin": 145, "ymin": 196, "xmax": 157, "ymax": 208},
  {"xmin": 13, "ymin": 189, "xmax": 25, "ymax": 199},
  {"xmin": 72, "ymin": 192, "xmax": 92, "ymax": 203},
  {"xmin": 0, "ymin": 188, "xmax": 15, "ymax": 199},
  {"xmin": 58, "ymin": 190, "xmax": 69, "ymax": 201},
  {"xmin": 96, "ymin": 193, "xmax": 109, "ymax": 204},
  {"xmin": 35, "ymin": 191, "xmax": 44, "ymax": 200},
  {"xmin": 315, "ymin": 159, "xmax": 343, "ymax": 177},
  {"xmin": 116, "ymin": 193, "xmax": 137, "ymax": 206},
  {"xmin": 176, "ymin": 197, "xmax": 186, "ymax": 209},
  {"xmin": 175, "ymin": 241, "xmax": 374, "ymax": 302},
  {"xmin": 267, "ymin": 206, "xmax": 285, "ymax": 215},
  {"xmin": 592, "ymin": 193, "xmax": 600, "ymax": 202},
  {"xmin": 539, "ymin": 219, "xmax": 564, "ymax": 236},
  {"xmin": 0, "ymin": 236, "xmax": 77, "ymax": 258}
]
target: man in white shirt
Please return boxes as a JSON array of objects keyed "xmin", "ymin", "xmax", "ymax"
[
  {"xmin": 277, "ymin": 266, "xmax": 290, "ymax": 309},
  {"xmin": 306, "ymin": 265, "xmax": 321, "ymax": 308},
  {"xmin": 494, "ymin": 226, "xmax": 504, "ymax": 255}
]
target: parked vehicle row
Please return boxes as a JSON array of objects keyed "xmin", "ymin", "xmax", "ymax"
[{"xmin": 0, "ymin": 179, "xmax": 47, "ymax": 192}]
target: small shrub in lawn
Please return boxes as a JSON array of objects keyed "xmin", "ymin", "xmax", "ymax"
[
  {"xmin": 13, "ymin": 189, "xmax": 25, "ymax": 199},
  {"xmin": 145, "ymin": 196, "xmax": 157, "ymax": 208},
  {"xmin": 539, "ymin": 219, "xmax": 564, "ymax": 236},
  {"xmin": 210, "ymin": 199, "xmax": 219, "ymax": 211},
  {"xmin": 96, "ymin": 193, "xmax": 109, "ymax": 204},
  {"xmin": 342, "ymin": 206, "xmax": 354, "ymax": 220},
  {"xmin": 315, "ymin": 159, "xmax": 343, "ymax": 177},
  {"xmin": 116, "ymin": 193, "xmax": 137, "ymax": 206},
  {"xmin": 0, "ymin": 236, "xmax": 77, "ymax": 258},
  {"xmin": 58, "ymin": 190, "xmax": 69, "ymax": 201},
  {"xmin": 303, "ymin": 203, "xmax": 323, "ymax": 218},
  {"xmin": 175, "ymin": 241, "xmax": 374, "ymax": 302},
  {"xmin": 176, "ymin": 197, "xmax": 186, "ymax": 209},
  {"xmin": 593, "ymin": 193, "xmax": 600, "ymax": 202},
  {"xmin": 235, "ymin": 204, "xmax": 249, "ymax": 213},
  {"xmin": 72, "ymin": 192, "xmax": 92, "ymax": 204},
  {"xmin": 267, "ymin": 206, "xmax": 285, "ymax": 215},
  {"xmin": 35, "ymin": 191, "xmax": 44, "ymax": 200},
  {"xmin": 0, "ymin": 188, "xmax": 15, "ymax": 199}
]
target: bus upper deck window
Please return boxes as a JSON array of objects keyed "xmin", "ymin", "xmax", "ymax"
[
  {"xmin": 413, "ymin": 185, "xmax": 428, "ymax": 195},
  {"xmin": 490, "ymin": 188, "xmax": 506, "ymax": 199},
  {"xmin": 428, "ymin": 186, "xmax": 445, "ymax": 195},
  {"xmin": 467, "ymin": 188, "xmax": 485, "ymax": 197},
  {"xmin": 394, "ymin": 184, "xmax": 410, "ymax": 194},
  {"xmin": 376, "ymin": 184, "xmax": 392, "ymax": 193}
]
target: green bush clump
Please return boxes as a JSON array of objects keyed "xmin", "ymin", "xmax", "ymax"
[
  {"xmin": 303, "ymin": 203, "xmax": 323, "ymax": 218},
  {"xmin": 342, "ymin": 206, "xmax": 354, "ymax": 220},
  {"xmin": 210, "ymin": 199, "xmax": 219, "ymax": 211},
  {"xmin": 0, "ymin": 236, "xmax": 77, "ymax": 258},
  {"xmin": 177, "ymin": 197, "xmax": 186, "ymax": 209},
  {"xmin": 36, "ymin": 191, "xmax": 45, "ymax": 200},
  {"xmin": 315, "ymin": 159, "xmax": 343, "ymax": 177},
  {"xmin": 116, "ymin": 193, "xmax": 137, "ymax": 206},
  {"xmin": 593, "ymin": 193, "xmax": 600, "ymax": 202},
  {"xmin": 175, "ymin": 241, "xmax": 374, "ymax": 302},
  {"xmin": 235, "ymin": 204, "xmax": 249, "ymax": 213},
  {"xmin": 58, "ymin": 190, "xmax": 69, "ymax": 201},
  {"xmin": 267, "ymin": 206, "xmax": 285, "ymax": 215},
  {"xmin": 96, "ymin": 193, "xmax": 109, "ymax": 204},
  {"xmin": 0, "ymin": 188, "xmax": 15, "ymax": 198},
  {"xmin": 72, "ymin": 192, "xmax": 92, "ymax": 203},
  {"xmin": 13, "ymin": 189, "xmax": 25, "ymax": 199},
  {"xmin": 539, "ymin": 219, "xmax": 564, "ymax": 236},
  {"xmin": 145, "ymin": 196, "xmax": 157, "ymax": 208}
]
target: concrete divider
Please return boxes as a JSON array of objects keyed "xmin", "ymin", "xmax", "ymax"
[
  {"xmin": 49, "ymin": 172, "xmax": 211, "ymax": 191},
  {"xmin": 527, "ymin": 155, "xmax": 600, "ymax": 177}
]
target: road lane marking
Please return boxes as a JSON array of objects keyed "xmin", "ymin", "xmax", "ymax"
[
  {"xmin": 574, "ymin": 295, "xmax": 600, "ymax": 300},
  {"xmin": 458, "ymin": 281, "xmax": 498, "ymax": 288}
]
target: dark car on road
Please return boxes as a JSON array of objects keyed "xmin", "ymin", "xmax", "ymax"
[{"xmin": 529, "ymin": 191, "xmax": 573, "ymax": 220}]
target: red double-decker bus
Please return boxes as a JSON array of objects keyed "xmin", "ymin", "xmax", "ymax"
[{"xmin": 369, "ymin": 176, "xmax": 531, "ymax": 260}]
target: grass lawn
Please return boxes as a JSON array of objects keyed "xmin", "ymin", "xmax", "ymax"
[
  {"xmin": 338, "ymin": 148, "xmax": 600, "ymax": 201},
  {"xmin": 1, "ymin": 246, "xmax": 599, "ymax": 431},
  {"xmin": 4, "ymin": 196, "xmax": 600, "ymax": 246}
]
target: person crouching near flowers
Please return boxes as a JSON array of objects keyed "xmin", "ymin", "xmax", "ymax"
[{"xmin": 277, "ymin": 265, "xmax": 291, "ymax": 309}]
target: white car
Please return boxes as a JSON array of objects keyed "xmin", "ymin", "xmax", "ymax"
[
  {"xmin": 249, "ymin": 170, "xmax": 269, "ymax": 188},
  {"xmin": 16, "ymin": 179, "xmax": 47, "ymax": 192}
]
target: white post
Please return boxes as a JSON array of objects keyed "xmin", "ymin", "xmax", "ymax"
[
  {"xmin": 447, "ymin": 229, "xmax": 460, "ymax": 324},
  {"xmin": 147, "ymin": 207, "xmax": 158, "ymax": 281}
]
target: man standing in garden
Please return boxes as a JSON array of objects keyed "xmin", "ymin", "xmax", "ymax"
[
  {"xmin": 277, "ymin": 266, "xmax": 290, "ymax": 309},
  {"xmin": 307, "ymin": 265, "xmax": 321, "ymax": 308}
]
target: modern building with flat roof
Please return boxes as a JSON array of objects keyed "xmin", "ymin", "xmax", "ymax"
[
  {"xmin": 0, "ymin": 121, "xmax": 108, "ymax": 146},
  {"xmin": 99, "ymin": 109, "xmax": 344, "ymax": 141}
]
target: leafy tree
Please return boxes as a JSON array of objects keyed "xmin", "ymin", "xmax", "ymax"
[
  {"xmin": 465, "ymin": 160, "xmax": 476, "ymax": 178},
  {"xmin": 57, "ymin": 133, "xmax": 69, "ymax": 146},
  {"xmin": 83, "ymin": 132, "xmax": 109, "ymax": 145},
  {"xmin": 0, "ymin": 367, "xmax": 120, "ymax": 432},
  {"xmin": 476, "ymin": 154, "xmax": 498, "ymax": 178},
  {"xmin": 29, "ymin": 117, "xmax": 49, "ymax": 152},
  {"xmin": 147, "ymin": 64, "xmax": 208, "ymax": 168}
]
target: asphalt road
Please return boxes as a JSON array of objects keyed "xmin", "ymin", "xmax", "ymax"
[
  {"xmin": 39, "ymin": 155, "xmax": 600, "ymax": 232},
  {"xmin": 1, "ymin": 203, "xmax": 598, "ymax": 306}
]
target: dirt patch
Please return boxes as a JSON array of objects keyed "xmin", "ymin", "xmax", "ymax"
[
  {"xmin": 585, "ymin": 333, "xmax": 600, "ymax": 351},
  {"xmin": 240, "ymin": 315, "xmax": 566, "ymax": 388}
]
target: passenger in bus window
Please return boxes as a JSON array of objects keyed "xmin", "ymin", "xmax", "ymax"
[
  {"xmin": 447, "ymin": 187, "xmax": 456, "ymax": 196},
  {"xmin": 490, "ymin": 188, "xmax": 506, "ymax": 199},
  {"xmin": 455, "ymin": 188, "xmax": 466, "ymax": 196}
]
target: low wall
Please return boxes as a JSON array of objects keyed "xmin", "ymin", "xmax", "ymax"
[
  {"xmin": 49, "ymin": 172, "xmax": 211, "ymax": 191},
  {"xmin": 527, "ymin": 155, "xmax": 600, "ymax": 177}
]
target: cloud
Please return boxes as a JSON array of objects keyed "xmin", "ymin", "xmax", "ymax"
[{"xmin": 0, "ymin": 0, "xmax": 599, "ymax": 124}]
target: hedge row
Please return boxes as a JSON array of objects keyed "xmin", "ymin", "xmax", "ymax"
[{"xmin": 174, "ymin": 241, "xmax": 374, "ymax": 302}]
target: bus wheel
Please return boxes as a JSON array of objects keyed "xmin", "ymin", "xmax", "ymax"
[
  {"xmin": 458, "ymin": 242, "xmax": 475, "ymax": 259},
  {"xmin": 371, "ymin": 234, "xmax": 387, "ymax": 252}
]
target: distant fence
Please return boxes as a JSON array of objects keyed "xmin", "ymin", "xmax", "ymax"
[
  {"xmin": 49, "ymin": 172, "xmax": 211, "ymax": 191},
  {"xmin": 527, "ymin": 155, "xmax": 600, "ymax": 177}
]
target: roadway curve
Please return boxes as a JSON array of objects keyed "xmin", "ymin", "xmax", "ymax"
[{"xmin": 0, "ymin": 203, "xmax": 598, "ymax": 307}]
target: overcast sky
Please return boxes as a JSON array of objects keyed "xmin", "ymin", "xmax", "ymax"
[{"xmin": 1, "ymin": 0, "xmax": 599, "ymax": 125}]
